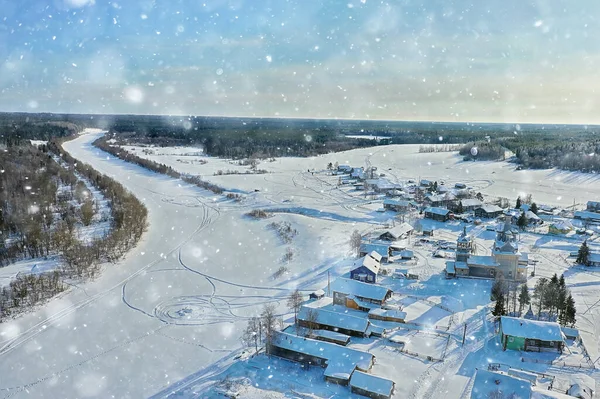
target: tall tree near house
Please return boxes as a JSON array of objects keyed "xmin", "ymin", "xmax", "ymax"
[
  {"xmin": 491, "ymin": 274, "xmax": 507, "ymax": 302},
  {"xmin": 576, "ymin": 240, "xmax": 590, "ymax": 266},
  {"xmin": 517, "ymin": 213, "xmax": 528, "ymax": 231},
  {"xmin": 530, "ymin": 202, "xmax": 538, "ymax": 215},
  {"xmin": 533, "ymin": 278, "xmax": 548, "ymax": 318},
  {"xmin": 241, "ymin": 317, "xmax": 261, "ymax": 352},
  {"xmin": 456, "ymin": 201, "xmax": 464, "ymax": 214},
  {"xmin": 561, "ymin": 294, "xmax": 577, "ymax": 327},
  {"xmin": 492, "ymin": 292, "xmax": 506, "ymax": 317},
  {"xmin": 518, "ymin": 284, "xmax": 530, "ymax": 316},
  {"xmin": 287, "ymin": 289, "xmax": 303, "ymax": 323},
  {"xmin": 260, "ymin": 304, "xmax": 278, "ymax": 354},
  {"xmin": 476, "ymin": 192, "xmax": 484, "ymax": 202},
  {"xmin": 350, "ymin": 230, "xmax": 362, "ymax": 257},
  {"xmin": 516, "ymin": 196, "xmax": 522, "ymax": 209}
]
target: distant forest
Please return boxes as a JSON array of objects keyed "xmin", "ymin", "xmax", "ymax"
[{"xmin": 1, "ymin": 112, "xmax": 600, "ymax": 172}]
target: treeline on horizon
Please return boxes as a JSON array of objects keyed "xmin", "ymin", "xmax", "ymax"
[{"xmin": 1, "ymin": 112, "xmax": 600, "ymax": 172}]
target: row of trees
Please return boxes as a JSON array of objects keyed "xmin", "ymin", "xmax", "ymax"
[
  {"xmin": 0, "ymin": 145, "xmax": 101, "ymax": 265},
  {"xmin": 459, "ymin": 141, "xmax": 506, "ymax": 161},
  {"xmin": 491, "ymin": 274, "xmax": 576, "ymax": 327},
  {"xmin": 93, "ymin": 135, "xmax": 224, "ymax": 194},
  {"xmin": 0, "ymin": 136, "xmax": 149, "ymax": 322}
]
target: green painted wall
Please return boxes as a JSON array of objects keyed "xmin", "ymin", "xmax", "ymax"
[{"xmin": 503, "ymin": 334, "xmax": 525, "ymax": 351}]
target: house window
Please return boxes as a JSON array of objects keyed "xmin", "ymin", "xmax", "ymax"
[
  {"xmin": 508, "ymin": 271, "xmax": 513, "ymax": 277},
  {"xmin": 490, "ymin": 270, "xmax": 494, "ymax": 276},
  {"xmin": 367, "ymin": 275, "xmax": 373, "ymax": 282},
  {"xmin": 509, "ymin": 337, "xmax": 514, "ymax": 343}
]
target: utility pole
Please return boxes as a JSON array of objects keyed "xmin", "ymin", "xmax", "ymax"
[{"xmin": 462, "ymin": 323, "xmax": 467, "ymax": 346}]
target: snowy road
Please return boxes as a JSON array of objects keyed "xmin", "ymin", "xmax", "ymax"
[{"xmin": 0, "ymin": 132, "xmax": 295, "ymax": 398}]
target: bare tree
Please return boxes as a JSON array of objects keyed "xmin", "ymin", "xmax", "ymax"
[
  {"xmin": 305, "ymin": 308, "xmax": 319, "ymax": 335},
  {"xmin": 260, "ymin": 304, "xmax": 278, "ymax": 354},
  {"xmin": 241, "ymin": 317, "xmax": 261, "ymax": 353},
  {"xmin": 287, "ymin": 289, "xmax": 303, "ymax": 323},
  {"xmin": 350, "ymin": 230, "xmax": 362, "ymax": 257}
]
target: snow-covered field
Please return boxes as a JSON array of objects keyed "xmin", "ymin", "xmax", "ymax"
[{"xmin": 1, "ymin": 133, "xmax": 600, "ymax": 398}]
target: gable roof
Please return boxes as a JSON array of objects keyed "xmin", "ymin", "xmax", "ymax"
[
  {"xmin": 350, "ymin": 370, "xmax": 395, "ymax": 397},
  {"xmin": 461, "ymin": 198, "xmax": 483, "ymax": 207},
  {"xmin": 500, "ymin": 316, "xmax": 564, "ymax": 341},
  {"xmin": 354, "ymin": 254, "xmax": 381, "ymax": 274},
  {"xmin": 424, "ymin": 206, "xmax": 450, "ymax": 216},
  {"xmin": 381, "ymin": 222, "xmax": 414, "ymax": 239},
  {"xmin": 271, "ymin": 331, "xmax": 373, "ymax": 372},
  {"xmin": 330, "ymin": 278, "xmax": 391, "ymax": 302},
  {"xmin": 467, "ymin": 255, "xmax": 499, "ymax": 267},
  {"xmin": 359, "ymin": 243, "xmax": 389, "ymax": 258},
  {"xmin": 477, "ymin": 204, "xmax": 503, "ymax": 213},
  {"xmin": 298, "ymin": 305, "xmax": 370, "ymax": 334}
]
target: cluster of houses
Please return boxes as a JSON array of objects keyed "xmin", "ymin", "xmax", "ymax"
[
  {"xmin": 574, "ymin": 200, "xmax": 600, "ymax": 224},
  {"xmin": 270, "ymin": 277, "xmax": 401, "ymax": 398}
]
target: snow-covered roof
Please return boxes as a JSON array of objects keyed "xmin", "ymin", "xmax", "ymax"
[
  {"xmin": 446, "ymin": 261, "xmax": 456, "ymax": 274},
  {"xmin": 467, "ymin": 255, "xmax": 499, "ymax": 267},
  {"xmin": 368, "ymin": 250, "xmax": 383, "ymax": 263},
  {"xmin": 561, "ymin": 326, "xmax": 579, "ymax": 339},
  {"xmin": 568, "ymin": 374, "xmax": 596, "ymax": 398},
  {"xmin": 311, "ymin": 289, "xmax": 325, "ymax": 297},
  {"xmin": 574, "ymin": 210, "xmax": 600, "ymax": 221},
  {"xmin": 324, "ymin": 362, "xmax": 356, "ymax": 381},
  {"xmin": 471, "ymin": 369, "xmax": 532, "ymax": 399},
  {"xmin": 424, "ymin": 206, "xmax": 450, "ymax": 216},
  {"xmin": 368, "ymin": 308, "xmax": 406, "ymax": 320},
  {"xmin": 455, "ymin": 261, "xmax": 469, "ymax": 270},
  {"xmin": 461, "ymin": 199, "xmax": 483, "ymax": 207},
  {"xmin": 494, "ymin": 240, "xmax": 519, "ymax": 254},
  {"xmin": 383, "ymin": 198, "xmax": 410, "ymax": 207},
  {"xmin": 380, "ymin": 222, "xmax": 414, "ymax": 239},
  {"xmin": 360, "ymin": 243, "xmax": 389, "ymax": 258},
  {"xmin": 348, "ymin": 296, "xmax": 381, "ymax": 310},
  {"xmin": 400, "ymin": 249, "xmax": 413, "ymax": 258},
  {"xmin": 477, "ymin": 204, "xmax": 503, "ymax": 213},
  {"xmin": 352, "ymin": 254, "xmax": 381, "ymax": 275},
  {"xmin": 310, "ymin": 329, "xmax": 351, "ymax": 343},
  {"xmin": 500, "ymin": 316, "xmax": 564, "ymax": 341},
  {"xmin": 350, "ymin": 370, "xmax": 395, "ymax": 397},
  {"xmin": 525, "ymin": 210, "xmax": 541, "ymax": 220},
  {"xmin": 271, "ymin": 331, "xmax": 373, "ymax": 371},
  {"xmin": 298, "ymin": 305, "xmax": 370, "ymax": 334},
  {"xmin": 550, "ymin": 220, "xmax": 573, "ymax": 231},
  {"xmin": 330, "ymin": 278, "xmax": 391, "ymax": 302}
]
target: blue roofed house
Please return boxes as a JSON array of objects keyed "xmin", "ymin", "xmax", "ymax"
[
  {"xmin": 351, "ymin": 252, "xmax": 382, "ymax": 283},
  {"xmin": 470, "ymin": 369, "xmax": 532, "ymax": 399}
]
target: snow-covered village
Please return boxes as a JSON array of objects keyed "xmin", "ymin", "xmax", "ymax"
[
  {"xmin": 2, "ymin": 125, "xmax": 600, "ymax": 399},
  {"xmin": 3, "ymin": 2, "xmax": 600, "ymax": 399}
]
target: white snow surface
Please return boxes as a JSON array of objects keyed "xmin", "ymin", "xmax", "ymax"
[{"xmin": 3, "ymin": 134, "xmax": 600, "ymax": 398}]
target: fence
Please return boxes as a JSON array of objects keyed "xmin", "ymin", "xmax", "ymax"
[{"xmin": 521, "ymin": 357, "xmax": 596, "ymax": 369}]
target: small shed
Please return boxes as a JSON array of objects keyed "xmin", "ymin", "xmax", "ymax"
[
  {"xmin": 309, "ymin": 289, "xmax": 325, "ymax": 300},
  {"xmin": 378, "ymin": 222, "xmax": 414, "ymax": 241},
  {"xmin": 359, "ymin": 243, "xmax": 390, "ymax": 263},
  {"xmin": 399, "ymin": 249, "xmax": 414, "ymax": 260},
  {"xmin": 549, "ymin": 220, "xmax": 573, "ymax": 234},
  {"xmin": 350, "ymin": 370, "xmax": 395, "ymax": 399}
]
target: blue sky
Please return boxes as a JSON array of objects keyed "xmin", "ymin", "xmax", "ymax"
[{"xmin": 1, "ymin": 0, "xmax": 599, "ymax": 123}]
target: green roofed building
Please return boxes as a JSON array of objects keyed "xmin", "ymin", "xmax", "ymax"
[{"xmin": 499, "ymin": 316, "xmax": 565, "ymax": 353}]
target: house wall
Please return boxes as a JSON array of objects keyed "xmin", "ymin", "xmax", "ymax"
[
  {"xmin": 468, "ymin": 265, "xmax": 496, "ymax": 278},
  {"xmin": 350, "ymin": 267, "xmax": 377, "ymax": 283},
  {"xmin": 495, "ymin": 254, "xmax": 519, "ymax": 279},
  {"xmin": 456, "ymin": 268, "xmax": 470, "ymax": 276},
  {"xmin": 502, "ymin": 333, "xmax": 526, "ymax": 351},
  {"xmin": 269, "ymin": 345, "xmax": 328, "ymax": 366},
  {"xmin": 333, "ymin": 291, "xmax": 347, "ymax": 305}
]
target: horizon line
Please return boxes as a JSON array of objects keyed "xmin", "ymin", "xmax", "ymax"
[{"xmin": 2, "ymin": 110, "xmax": 600, "ymax": 128}]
